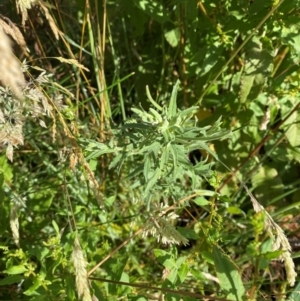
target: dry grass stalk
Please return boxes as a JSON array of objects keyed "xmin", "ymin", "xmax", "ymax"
[
  {"xmin": 17, "ymin": 0, "xmax": 60, "ymax": 40},
  {"xmin": 0, "ymin": 16, "xmax": 27, "ymax": 52},
  {"xmin": 16, "ymin": 0, "xmax": 36, "ymax": 26},
  {"xmin": 55, "ymin": 57, "xmax": 89, "ymax": 72},
  {"xmin": 38, "ymin": 1, "xmax": 60, "ymax": 40},
  {"xmin": 0, "ymin": 30, "xmax": 25, "ymax": 99},
  {"xmin": 243, "ymin": 184, "xmax": 297, "ymax": 286},
  {"xmin": 10, "ymin": 203, "xmax": 20, "ymax": 247},
  {"xmin": 72, "ymin": 236, "xmax": 93, "ymax": 301}
]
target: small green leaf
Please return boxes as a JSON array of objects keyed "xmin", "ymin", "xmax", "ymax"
[
  {"xmin": 52, "ymin": 220, "xmax": 59, "ymax": 234},
  {"xmin": 227, "ymin": 206, "xmax": 245, "ymax": 216},
  {"xmin": 104, "ymin": 195, "xmax": 116, "ymax": 207},
  {"xmin": 5, "ymin": 265, "xmax": 28, "ymax": 275},
  {"xmin": 164, "ymin": 28, "xmax": 180, "ymax": 47},
  {"xmin": 153, "ymin": 249, "xmax": 172, "ymax": 266},
  {"xmin": 23, "ymin": 275, "xmax": 43, "ymax": 296},
  {"xmin": 193, "ymin": 197, "xmax": 210, "ymax": 206}
]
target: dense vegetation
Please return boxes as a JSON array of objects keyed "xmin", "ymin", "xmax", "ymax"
[{"xmin": 1, "ymin": 0, "xmax": 300, "ymax": 300}]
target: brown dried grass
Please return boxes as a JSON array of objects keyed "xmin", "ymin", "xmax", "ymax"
[{"xmin": 0, "ymin": 29, "xmax": 25, "ymax": 99}]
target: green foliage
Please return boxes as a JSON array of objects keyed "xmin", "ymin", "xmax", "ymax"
[
  {"xmin": 84, "ymin": 80, "xmax": 230, "ymax": 206},
  {"xmin": 213, "ymin": 246, "xmax": 245, "ymax": 301},
  {"xmin": 1, "ymin": 0, "xmax": 300, "ymax": 300}
]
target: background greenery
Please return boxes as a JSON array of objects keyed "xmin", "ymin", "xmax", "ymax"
[{"xmin": 1, "ymin": 0, "xmax": 300, "ymax": 300}]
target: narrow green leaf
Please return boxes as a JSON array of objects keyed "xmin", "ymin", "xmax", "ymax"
[
  {"xmin": 109, "ymin": 152, "xmax": 127, "ymax": 172},
  {"xmin": 146, "ymin": 85, "xmax": 163, "ymax": 111},
  {"xmin": 144, "ymin": 168, "xmax": 161, "ymax": 198},
  {"xmin": 143, "ymin": 155, "xmax": 151, "ymax": 180},
  {"xmin": 137, "ymin": 141, "xmax": 161, "ymax": 155},
  {"xmin": 160, "ymin": 143, "xmax": 170, "ymax": 169},
  {"xmin": 149, "ymin": 107, "xmax": 162, "ymax": 122},
  {"xmin": 52, "ymin": 220, "xmax": 59, "ymax": 235},
  {"xmin": 168, "ymin": 80, "xmax": 180, "ymax": 118},
  {"xmin": 86, "ymin": 147, "xmax": 116, "ymax": 160},
  {"xmin": 194, "ymin": 189, "xmax": 217, "ymax": 197}
]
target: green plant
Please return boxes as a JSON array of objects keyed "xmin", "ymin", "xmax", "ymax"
[{"xmin": 1, "ymin": 0, "xmax": 300, "ymax": 300}]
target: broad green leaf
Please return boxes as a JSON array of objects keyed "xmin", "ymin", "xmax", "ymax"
[
  {"xmin": 177, "ymin": 227, "xmax": 198, "ymax": 240},
  {"xmin": 167, "ymin": 267, "xmax": 178, "ymax": 284},
  {"xmin": 0, "ymin": 275, "xmax": 23, "ymax": 285},
  {"xmin": 201, "ymin": 251, "xmax": 214, "ymax": 265},
  {"xmin": 88, "ymin": 159, "xmax": 98, "ymax": 171},
  {"xmin": 154, "ymin": 249, "xmax": 172, "ymax": 266},
  {"xmin": 0, "ymin": 155, "xmax": 13, "ymax": 184},
  {"xmin": 239, "ymin": 36, "xmax": 273, "ymax": 103},
  {"xmin": 284, "ymin": 113, "xmax": 300, "ymax": 147},
  {"xmin": 164, "ymin": 258, "xmax": 177, "ymax": 270},
  {"xmin": 252, "ymin": 166, "xmax": 284, "ymax": 205},
  {"xmin": 177, "ymin": 262, "xmax": 189, "ymax": 284},
  {"xmin": 213, "ymin": 246, "xmax": 245, "ymax": 301},
  {"xmin": 281, "ymin": 25, "xmax": 300, "ymax": 59}
]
